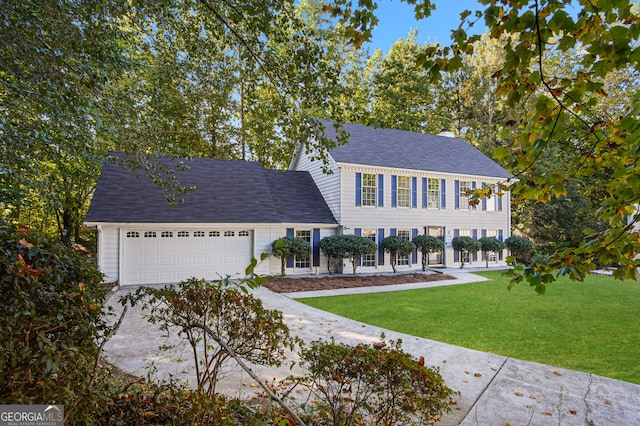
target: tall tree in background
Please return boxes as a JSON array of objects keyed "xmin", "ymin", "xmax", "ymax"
[
  {"xmin": 1, "ymin": 0, "xmax": 350, "ymax": 240},
  {"xmin": 368, "ymin": 30, "xmax": 441, "ymax": 133}
]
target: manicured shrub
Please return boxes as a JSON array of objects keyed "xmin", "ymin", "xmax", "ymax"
[
  {"xmin": 271, "ymin": 236, "xmax": 311, "ymax": 275},
  {"xmin": 381, "ymin": 236, "xmax": 416, "ymax": 273},
  {"xmin": 478, "ymin": 237, "xmax": 506, "ymax": 268},
  {"xmin": 505, "ymin": 236, "xmax": 534, "ymax": 265},
  {"xmin": 412, "ymin": 234, "xmax": 444, "ymax": 271},
  {"xmin": 320, "ymin": 234, "xmax": 376, "ymax": 275},
  {"xmin": 452, "ymin": 236, "xmax": 482, "ymax": 268},
  {"xmin": 319, "ymin": 234, "xmax": 347, "ymax": 274}
]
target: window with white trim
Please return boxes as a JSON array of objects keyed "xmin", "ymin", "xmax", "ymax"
[
  {"xmin": 295, "ymin": 229, "xmax": 311, "ymax": 269},
  {"xmin": 483, "ymin": 183, "xmax": 497, "ymax": 211},
  {"xmin": 239, "ymin": 230, "xmax": 250, "ymax": 236},
  {"xmin": 144, "ymin": 231, "xmax": 156, "ymax": 238},
  {"xmin": 397, "ymin": 230, "xmax": 410, "ymax": 266},
  {"xmin": 224, "ymin": 231, "xmax": 235, "ymax": 237},
  {"xmin": 161, "ymin": 231, "xmax": 173, "ymax": 238},
  {"xmin": 427, "ymin": 178, "xmax": 440, "ymax": 209},
  {"xmin": 459, "ymin": 181, "xmax": 472, "ymax": 210},
  {"xmin": 361, "ymin": 229, "xmax": 376, "ymax": 267},
  {"xmin": 177, "ymin": 231, "xmax": 189, "ymax": 237},
  {"xmin": 194, "ymin": 231, "xmax": 205, "ymax": 237},
  {"xmin": 362, "ymin": 173, "xmax": 376, "ymax": 207},
  {"xmin": 209, "ymin": 231, "xmax": 220, "ymax": 237},
  {"xmin": 126, "ymin": 231, "xmax": 140, "ymax": 238},
  {"xmin": 397, "ymin": 176, "xmax": 410, "ymax": 208}
]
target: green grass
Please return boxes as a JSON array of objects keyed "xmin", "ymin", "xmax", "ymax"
[{"xmin": 298, "ymin": 271, "xmax": 640, "ymax": 384}]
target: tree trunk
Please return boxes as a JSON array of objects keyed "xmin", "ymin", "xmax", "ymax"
[
  {"xmin": 391, "ymin": 253, "xmax": 397, "ymax": 273},
  {"xmin": 422, "ymin": 252, "xmax": 427, "ymax": 271},
  {"xmin": 281, "ymin": 258, "xmax": 286, "ymax": 276}
]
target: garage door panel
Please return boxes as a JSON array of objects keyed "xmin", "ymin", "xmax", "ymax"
[{"xmin": 122, "ymin": 230, "xmax": 251, "ymax": 285}]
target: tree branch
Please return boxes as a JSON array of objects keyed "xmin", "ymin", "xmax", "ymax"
[{"xmin": 196, "ymin": 322, "xmax": 305, "ymax": 426}]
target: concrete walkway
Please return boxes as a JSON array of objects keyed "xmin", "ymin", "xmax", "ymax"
[{"xmin": 103, "ymin": 270, "xmax": 640, "ymax": 425}]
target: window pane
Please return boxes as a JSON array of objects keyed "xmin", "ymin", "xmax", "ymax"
[
  {"xmin": 397, "ymin": 230, "xmax": 410, "ymax": 265},
  {"xmin": 295, "ymin": 230, "xmax": 311, "ymax": 268},
  {"xmin": 361, "ymin": 229, "xmax": 376, "ymax": 267},
  {"xmin": 362, "ymin": 173, "xmax": 377, "ymax": 206},
  {"xmin": 428, "ymin": 178, "xmax": 439, "ymax": 209},
  {"xmin": 459, "ymin": 181, "xmax": 471, "ymax": 210},
  {"xmin": 397, "ymin": 176, "xmax": 410, "ymax": 207}
]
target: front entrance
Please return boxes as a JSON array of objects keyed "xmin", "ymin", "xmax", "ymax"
[{"xmin": 426, "ymin": 226, "xmax": 445, "ymax": 266}]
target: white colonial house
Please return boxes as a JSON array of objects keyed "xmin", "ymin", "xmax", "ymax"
[
  {"xmin": 289, "ymin": 120, "xmax": 513, "ymax": 274},
  {"xmin": 85, "ymin": 121, "xmax": 512, "ymax": 285}
]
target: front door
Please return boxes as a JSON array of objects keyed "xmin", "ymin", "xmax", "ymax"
[{"xmin": 426, "ymin": 226, "xmax": 444, "ymax": 266}]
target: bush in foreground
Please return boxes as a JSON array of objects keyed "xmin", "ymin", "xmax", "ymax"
[{"xmin": 288, "ymin": 336, "xmax": 457, "ymax": 425}]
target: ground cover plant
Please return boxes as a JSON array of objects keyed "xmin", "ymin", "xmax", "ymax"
[{"xmin": 298, "ymin": 271, "xmax": 640, "ymax": 384}]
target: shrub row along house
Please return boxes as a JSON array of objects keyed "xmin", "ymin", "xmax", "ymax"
[{"xmin": 85, "ymin": 120, "xmax": 512, "ymax": 285}]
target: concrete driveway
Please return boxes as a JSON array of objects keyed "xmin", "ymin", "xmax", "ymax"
[{"xmin": 103, "ymin": 271, "xmax": 640, "ymax": 425}]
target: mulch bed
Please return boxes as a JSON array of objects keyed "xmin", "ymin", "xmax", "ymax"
[{"xmin": 265, "ymin": 272, "xmax": 455, "ymax": 293}]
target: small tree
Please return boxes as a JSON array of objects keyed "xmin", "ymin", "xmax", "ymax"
[
  {"xmin": 478, "ymin": 237, "xmax": 506, "ymax": 268},
  {"xmin": 341, "ymin": 234, "xmax": 377, "ymax": 276},
  {"xmin": 271, "ymin": 236, "xmax": 310, "ymax": 276},
  {"xmin": 381, "ymin": 236, "xmax": 416, "ymax": 273},
  {"xmin": 319, "ymin": 235, "xmax": 346, "ymax": 274},
  {"xmin": 452, "ymin": 236, "xmax": 482, "ymax": 269},
  {"xmin": 505, "ymin": 236, "xmax": 534, "ymax": 265},
  {"xmin": 412, "ymin": 234, "xmax": 444, "ymax": 271},
  {"xmin": 123, "ymin": 274, "xmax": 299, "ymax": 398}
]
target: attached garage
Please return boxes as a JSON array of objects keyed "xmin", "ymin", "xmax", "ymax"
[
  {"xmin": 85, "ymin": 154, "xmax": 338, "ymax": 285},
  {"xmin": 121, "ymin": 229, "xmax": 252, "ymax": 285}
]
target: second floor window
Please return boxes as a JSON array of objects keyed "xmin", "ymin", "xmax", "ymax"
[
  {"xmin": 397, "ymin": 176, "xmax": 410, "ymax": 208},
  {"xmin": 427, "ymin": 178, "xmax": 440, "ymax": 209},
  {"xmin": 459, "ymin": 181, "xmax": 472, "ymax": 210},
  {"xmin": 362, "ymin": 173, "xmax": 376, "ymax": 206}
]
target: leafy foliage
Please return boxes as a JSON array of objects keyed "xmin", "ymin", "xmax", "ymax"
[
  {"xmin": 121, "ymin": 270, "xmax": 297, "ymax": 398},
  {"xmin": 412, "ymin": 234, "xmax": 444, "ymax": 271},
  {"xmin": 271, "ymin": 236, "xmax": 311, "ymax": 276},
  {"xmin": 381, "ymin": 236, "xmax": 416, "ymax": 273},
  {"xmin": 451, "ymin": 236, "xmax": 481, "ymax": 269},
  {"xmin": 505, "ymin": 236, "xmax": 535, "ymax": 266},
  {"xmin": 319, "ymin": 234, "xmax": 376, "ymax": 275},
  {"xmin": 0, "ymin": 222, "xmax": 110, "ymax": 423},
  {"xmin": 478, "ymin": 237, "xmax": 506, "ymax": 268},
  {"xmin": 289, "ymin": 336, "xmax": 456, "ymax": 426}
]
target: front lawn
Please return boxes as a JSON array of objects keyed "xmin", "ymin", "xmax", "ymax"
[{"xmin": 298, "ymin": 271, "xmax": 640, "ymax": 384}]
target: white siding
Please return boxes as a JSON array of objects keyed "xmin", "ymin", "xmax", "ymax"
[
  {"xmin": 97, "ymin": 225, "xmax": 119, "ymax": 283},
  {"xmin": 290, "ymin": 143, "xmax": 342, "ymax": 223}
]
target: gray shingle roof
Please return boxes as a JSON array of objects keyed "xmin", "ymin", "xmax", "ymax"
[
  {"xmin": 318, "ymin": 119, "xmax": 511, "ymax": 179},
  {"xmin": 85, "ymin": 154, "xmax": 337, "ymax": 224}
]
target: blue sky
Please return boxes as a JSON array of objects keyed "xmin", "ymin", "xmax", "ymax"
[{"xmin": 364, "ymin": 0, "xmax": 487, "ymax": 53}]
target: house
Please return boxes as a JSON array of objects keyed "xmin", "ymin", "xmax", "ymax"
[
  {"xmin": 84, "ymin": 155, "xmax": 339, "ymax": 285},
  {"xmin": 289, "ymin": 119, "xmax": 513, "ymax": 274},
  {"xmin": 86, "ymin": 121, "xmax": 512, "ymax": 285}
]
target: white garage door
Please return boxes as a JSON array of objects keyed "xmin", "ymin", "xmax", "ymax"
[{"xmin": 122, "ymin": 229, "xmax": 252, "ymax": 285}]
